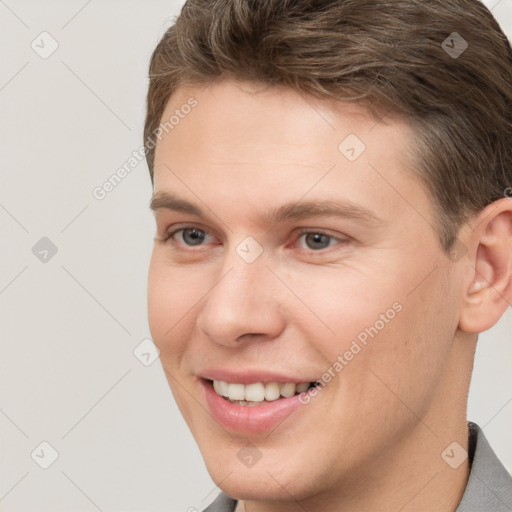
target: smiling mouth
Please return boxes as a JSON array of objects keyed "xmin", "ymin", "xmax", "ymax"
[{"xmin": 209, "ymin": 379, "xmax": 319, "ymax": 406}]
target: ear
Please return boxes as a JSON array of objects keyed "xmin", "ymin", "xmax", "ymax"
[{"xmin": 458, "ymin": 198, "xmax": 512, "ymax": 333}]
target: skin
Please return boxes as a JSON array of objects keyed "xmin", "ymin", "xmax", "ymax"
[{"xmin": 147, "ymin": 78, "xmax": 512, "ymax": 512}]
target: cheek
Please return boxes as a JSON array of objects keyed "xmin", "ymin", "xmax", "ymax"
[
  {"xmin": 285, "ymin": 265, "xmax": 403, "ymax": 351},
  {"xmin": 147, "ymin": 257, "xmax": 170, "ymax": 343},
  {"xmin": 349, "ymin": 269, "xmax": 455, "ymax": 417},
  {"xmin": 147, "ymin": 254, "xmax": 194, "ymax": 355},
  {"xmin": 147, "ymin": 255, "xmax": 201, "ymax": 415},
  {"xmin": 299, "ymin": 259, "xmax": 454, "ymax": 403}
]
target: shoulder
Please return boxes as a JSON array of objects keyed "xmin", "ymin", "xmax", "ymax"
[
  {"xmin": 456, "ymin": 422, "xmax": 512, "ymax": 512},
  {"xmin": 201, "ymin": 492, "xmax": 238, "ymax": 512}
]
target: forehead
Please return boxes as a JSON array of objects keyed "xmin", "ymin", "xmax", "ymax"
[
  {"xmin": 155, "ymin": 79, "xmax": 412, "ymax": 168},
  {"xmin": 160, "ymin": 80, "xmax": 399, "ymax": 143},
  {"xmin": 152, "ymin": 79, "xmax": 433, "ymax": 231}
]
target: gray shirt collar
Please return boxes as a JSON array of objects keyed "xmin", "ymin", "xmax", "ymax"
[{"xmin": 456, "ymin": 422, "xmax": 512, "ymax": 511}]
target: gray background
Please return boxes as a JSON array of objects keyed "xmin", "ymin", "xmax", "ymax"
[{"xmin": 0, "ymin": 1, "xmax": 511, "ymax": 511}]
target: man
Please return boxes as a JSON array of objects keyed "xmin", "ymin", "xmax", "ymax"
[{"xmin": 143, "ymin": 1, "xmax": 512, "ymax": 511}]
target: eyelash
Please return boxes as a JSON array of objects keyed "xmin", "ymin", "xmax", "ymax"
[{"xmin": 159, "ymin": 226, "xmax": 346, "ymax": 253}]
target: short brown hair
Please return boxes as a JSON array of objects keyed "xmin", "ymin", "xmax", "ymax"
[{"xmin": 144, "ymin": 0, "xmax": 512, "ymax": 249}]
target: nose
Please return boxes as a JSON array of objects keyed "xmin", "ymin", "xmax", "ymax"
[{"xmin": 195, "ymin": 248, "xmax": 287, "ymax": 348}]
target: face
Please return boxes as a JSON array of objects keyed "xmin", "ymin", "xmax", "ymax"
[{"xmin": 148, "ymin": 79, "xmax": 464, "ymax": 501}]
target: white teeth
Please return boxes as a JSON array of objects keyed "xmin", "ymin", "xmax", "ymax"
[
  {"xmin": 218, "ymin": 380, "xmax": 229, "ymax": 397},
  {"xmin": 264, "ymin": 382, "xmax": 281, "ymax": 401},
  {"xmin": 212, "ymin": 380, "xmax": 311, "ymax": 403},
  {"xmin": 279, "ymin": 382, "xmax": 296, "ymax": 398},
  {"xmin": 245, "ymin": 383, "xmax": 265, "ymax": 402},
  {"xmin": 227, "ymin": 383, "xmax": 245, "ymax": 401}
]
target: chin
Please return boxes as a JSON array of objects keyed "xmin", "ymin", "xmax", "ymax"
[
  {"xmin": 199, "ymin": 441, "xmax": 323, "ymax": 502},
  {"xmin": 207, "ymin": 464, "xmax": 310, "ymax": 501}
]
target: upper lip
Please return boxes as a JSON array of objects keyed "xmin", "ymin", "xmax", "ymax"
[{"xmin": 198, "ymin": 369, "xmax": 316, "ymax": 385}]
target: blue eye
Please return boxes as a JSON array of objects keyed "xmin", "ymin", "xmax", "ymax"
[
  {"xmin": 299, "ymin": 232, "xmax": 336, "ymax": 251},
  {"xmin": 161, "ymin": 227, "xmax": 345, "ymax": 253},
  {"xmin": 174, "ymin": 228, "xmax": 209, "ymax": 246}
]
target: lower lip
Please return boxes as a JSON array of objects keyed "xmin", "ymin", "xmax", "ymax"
[{"xmin": 201, "ymin": 379, "xmax": 307, "ymax": 434}]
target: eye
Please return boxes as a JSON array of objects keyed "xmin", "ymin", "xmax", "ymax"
[
  {"xmin": 296, "ymin": 230, "xmax": 345, "ymax": 251},
  {"xmin": 159, "ymin": 226, "xmax": 347, "ymax": 253},
  {"xmin": 164, "ymin": 227, "xmax": 214, "ymax": 247}
]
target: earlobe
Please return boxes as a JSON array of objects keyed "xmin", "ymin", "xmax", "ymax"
[{"xmin": 458, "ymin": 199, "xmax": 512, "ymax": 334}]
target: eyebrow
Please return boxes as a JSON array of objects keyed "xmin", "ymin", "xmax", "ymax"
[{"xmin": 149, "ymin": 191, "xmax": 381, "ymax": 226}]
